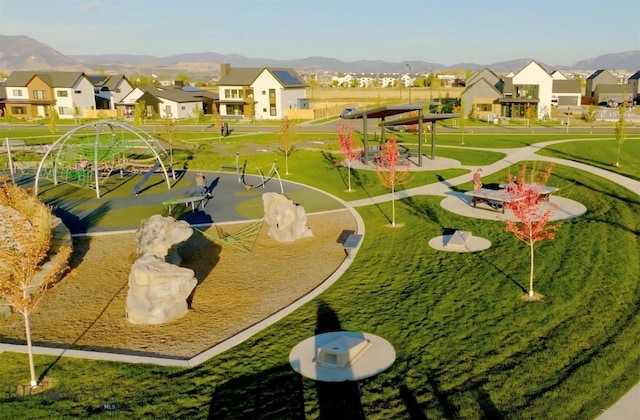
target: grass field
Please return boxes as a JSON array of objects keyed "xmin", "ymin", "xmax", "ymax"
[{"xmin": 0, "ymin": 125, "xmax": 639, "ymax": 418}]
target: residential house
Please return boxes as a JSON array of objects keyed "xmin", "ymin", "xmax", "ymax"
[
  {"xmin": 217, "ymin": 64, "xmax": 307, "ymax": 121},
  {"xmin": 460, "ymin": 78, "xmax": 503, "ymax": 120},
  {"xmin": 462, "ymin": 61, "xmax": 572, "ymax": 120},
  {"xmin": 89, "ymin": 74, "xmax": 135, "ymax": 110},
  {"xmin": 117, "ymin": 85, "xmax": 203, "ymax": 119},
  {"xmin": 3, "ymin": 71, "xmax": 96, "ymax": 119},
  {"xmin": 627, "ymin": 70, "xmax": 640, "ymax": 102},
  {"xmin": 585, "ymin": 70, "xmax": 618, "ymax": 99},
  {"xmin": 551, "ymin": 79, "xmax": 582, "ymax": 108},
  {"xmin": 593, "ymin": 84, "xmax": 634, "ymax": 106}
]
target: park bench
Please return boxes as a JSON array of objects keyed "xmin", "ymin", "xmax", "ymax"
[
  {"xmin": 162, "ymin": 195, "xmax": 209, "ymax": 215},
  {"xmin": 343, "ymin": 233, "xmax": 363, "ymax": 259}
]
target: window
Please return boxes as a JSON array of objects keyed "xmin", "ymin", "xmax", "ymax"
[
  {"xmin": 12, "ymin": 89, "xmax": 23, "ymax": 97},
  {"xmin": 58, "ymin": 106, "xmax": 72, "ymax": 115},
  {"xmin": 514, "ymin": 84, "xmax": 539, "ymax": 99},
  {"xmin": 57, "ymin": 90, "xmax": 68, "ymax": 97},
  {"xmin": 262, "ymin": 90, "xmax": 266, "ymax": 95},
  {"xmin": 33, "ymin": 90, "xmax": 47, "ymax": 99},
  {"xmin": 11, "ymin": 106, "xmax": 26, "ymax": 115},
  {"xmin": 269, "ymin": 89, "xmax": 276, "ymax": 98},
  {"xmin": 75, "ymin": 90, "xmax": 82, "ymax": 94},
  {"xmin": 270, "ymin": 105, "xmax": 276, "ymax": 116},
  {"xmin": 476, "ymin": 103, "xmax": 492, "ymax": 112}
]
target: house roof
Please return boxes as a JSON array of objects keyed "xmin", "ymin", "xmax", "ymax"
[
  {"xmin": 88, "ymin": 74, "xmax": 130, "ymax": 90},
  {"xmin": 218, "ymin": 67, "xmax": 307, "ymax": 88},
  {"xmin": 587, "ymin": 69, "xmax": 612, "ymax": 80},
  {"xmin": 552, "ymin": 79, "xmax": 581, "ymax": 94},
  {"xmin": 5, "ymin": 71, "xmax": 89, "ymax": 88},
  {"xmin": 594, "ymin": 84, "xmax": 634, "ymax": 94},
  {"xmin": 264, "ymin": 68, "xmax": 307, "ymax": 88},
  {"xmin": 217, "ymin": 68, "xmax": 263, "ymax": 85},
  {"xmin": 138, "ymin": 85, "xmax": 201, "ymax": 103}
]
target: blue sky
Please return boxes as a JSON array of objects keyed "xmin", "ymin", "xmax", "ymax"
[{"xmin": 1, "ymin": 0, "xmax": 639, "ymax": 66}]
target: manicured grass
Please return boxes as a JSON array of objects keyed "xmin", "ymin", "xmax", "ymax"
[
  {"xmin": 539, "ymin": 137, "xmax": 640, "ymax": 181},
  {"xmin": 1, "ymin": 124, "xmax": 639, "ymax": 417}
]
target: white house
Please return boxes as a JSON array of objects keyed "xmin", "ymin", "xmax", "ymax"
[
  {"xmin": 117, "ymin": 86, "xmax": 202, "ymax": 119},
  {"xmin": 89, "ymin": 74, "xmax": 135, "ymax": 110},
  {"xmin": 217, "ymin": 64, "xmax": 307, "ymax": 121}
]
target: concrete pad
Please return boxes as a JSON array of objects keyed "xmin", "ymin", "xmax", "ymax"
[
  {"xmin": 348, "ymin": 156, "xmax": 461, "ymax": 172},
  {"xmin": 429, "ymin": 234, "xmax": 492, "ymax": 253},
  {"xmin": 289, "ymin": 331, "xmax": 395, "ymax": 382}
]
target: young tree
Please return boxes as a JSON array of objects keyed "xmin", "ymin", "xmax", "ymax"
[
  {"xmin": 582, "ymin": 105, "xmax": 597, "ymax": 134},
  {"xmin": 336, "ymin": 121, "xmax": 362, "ymax": 192},
  {"xmin": 504, "ymin": 164, "xmax": 559, "ymax": 299},
  {"xmin": 133, "ymin": 101, "xmax": 146, "ymax": 127},
  {"xmin": 276, "ymin": 117, "xmax": 297, "ymax": 175},
  {"xmin": 614, "ymin": 103, "xmax": 627, "ymax": 167},
  {"xmin": 46, "ymin": 106, "xmax": 59, "ymax": 140},
  {"xmin": 524, "ymin": 103, "xmax": 536, "ymax": 132},
  {"xmin": 375, "ymin": 136, "xmax": 412, "ymax": 227},
  {"xmin": 156, "ymin": 117, "xmax": 179, "ymax": 176},
  {"xmin": 0, "ymin": 179, "xmax": 71, "ymax": 388}
]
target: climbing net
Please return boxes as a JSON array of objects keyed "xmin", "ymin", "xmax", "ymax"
[{"xmin": 196, "ymin": 219, "xmax": 264, "ymax": 253}]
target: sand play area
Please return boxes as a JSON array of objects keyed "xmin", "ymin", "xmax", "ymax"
[{"xmin": 0, "ymin": 210, "xmax": 357, "ymax": 360}]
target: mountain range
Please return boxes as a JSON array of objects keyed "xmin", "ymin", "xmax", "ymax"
[{"xmin": 1, "ymin": 35, "xmax": 639, "ymax": 78}]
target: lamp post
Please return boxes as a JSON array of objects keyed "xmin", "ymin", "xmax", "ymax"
[{"xmin": 406, "ymin": 64, "xmax": 412, "ymax": 103}]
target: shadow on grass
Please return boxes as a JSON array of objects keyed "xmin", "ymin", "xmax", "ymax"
[{"xmin": 314, "ymin": 300, "xmax": 365, "ymax": 420}]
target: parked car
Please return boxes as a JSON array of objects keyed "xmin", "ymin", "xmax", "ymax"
[{"xmin": 340, "ymin": 107, "xmax": 357, "ymax": 118}]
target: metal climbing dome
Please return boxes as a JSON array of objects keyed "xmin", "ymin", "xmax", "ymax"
[{"xmin": 34, "ymin": 121, "xmax": 173, "ymax": 198}]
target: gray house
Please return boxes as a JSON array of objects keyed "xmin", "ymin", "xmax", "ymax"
[
  {"xmin": 585, "ymin": 70, "xmax": 618, "ymax": 99},
  {"xmin": 552, "ymin": 79, "xmax": 582, "ymax": 108},
  {"xmin": 627, "ymin": 70, "xmax": 640, "ymax": 102}
]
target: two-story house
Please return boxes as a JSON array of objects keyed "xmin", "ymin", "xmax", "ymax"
[
  {"xmin": 217, "ymin": 64, "xmax": 307, "ymax": 120},
  {"xmin": 585, "ymin": 70, "xmax": 618, "ymax": 99},
  {"xmin": 628, "ymin": 70, "xmax": 640, "ymax": 103},
  {"xmin": 89, "ymin": 74, "xmax": 135, "ymax": 111},
  {"xmin": 461, "ymin": 61, "xmax": 579, "ymax": 121},
  {"xmin": 3, "ymin": 71, "xmax": 96, "ymax": 119}
]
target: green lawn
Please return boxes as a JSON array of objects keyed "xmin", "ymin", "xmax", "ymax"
[{"xmin": 0, "ymin": 127, "xmax": 639, "ymax": 418}]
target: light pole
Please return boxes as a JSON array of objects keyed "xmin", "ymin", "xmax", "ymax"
[{"xmin": 406, "ymin": 64, "xmax": 412, "ymax": 103}]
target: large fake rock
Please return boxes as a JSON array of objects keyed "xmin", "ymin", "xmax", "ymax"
[
  {"xmin": 263, "ymin": 192, "xmax": 313, "ymax": 242},
  {"xmin": 126, "ymin": 215, "xmax": 198, "ymax": 325}
]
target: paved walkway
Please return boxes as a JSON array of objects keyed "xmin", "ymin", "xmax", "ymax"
[{"xmin": 2, "ymin": 137, "xmax": 638, "ymax": 418}]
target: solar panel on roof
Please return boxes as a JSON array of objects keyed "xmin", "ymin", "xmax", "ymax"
[{"xmin": 273, "ymin": 70, "xmax": 301, "ymax": 85}]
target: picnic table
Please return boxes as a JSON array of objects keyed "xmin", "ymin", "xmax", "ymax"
[
  {"xmin": 162, "ymin": 195, "xmax": 208, "ymax": 214},
  {"xmin": 499, "ymin": 183, "xmax": 558, "ymax": 201},
  {"xmin": 464, "ymin": 188, "xmax": 523, "ymax": 213}
]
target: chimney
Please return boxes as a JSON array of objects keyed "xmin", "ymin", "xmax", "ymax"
[{"xmin": 220, "ymin": 63, "xmax": 231, "ymax": 77}]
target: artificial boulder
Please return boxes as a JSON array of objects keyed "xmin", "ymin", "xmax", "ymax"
[
  {"xmin": 263, "ymin": 192, "xmax": 313, "ymax": 242},
  {"xmin": 126, "ymin": 215, "xmax": 198, "ymax": 325}
]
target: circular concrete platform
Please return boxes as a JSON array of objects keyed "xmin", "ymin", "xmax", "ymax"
[
  {"xmin": 428, "ymin": 234, "xmax": 492, "ymax": 252},
  {"xmin": 289, "ymin": 331, "xmax": 395, "ymax": 382}
]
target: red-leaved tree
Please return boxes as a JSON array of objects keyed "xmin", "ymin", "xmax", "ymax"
[
  {"xmin": 375, "ymin": 136, "xmax": 412, "ymax": 227},
  {"xmin": 336, "ymin": 121, "xmax": 362, "ymax": 192},
  {"xmin": 504, "ymin": 164, "xmax": 559, "ymax": 298}
]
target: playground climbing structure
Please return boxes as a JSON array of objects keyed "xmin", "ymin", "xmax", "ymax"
[{"xmin": 34, "ymin": 121, "xmax": 174, "ymax": 198}]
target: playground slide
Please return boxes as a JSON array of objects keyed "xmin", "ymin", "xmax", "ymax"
[{"xmin": 132, "ymin": 161, "xmax": 161, "ymax": 196}]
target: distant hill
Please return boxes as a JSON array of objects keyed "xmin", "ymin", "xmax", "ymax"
[
  {"xmin": 1, "ymin": 35, "xmax": 638, "ymax": 77},
  {"xmin": 0, "ymin": 35, "xmax": 86, "ymax": 71}
]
